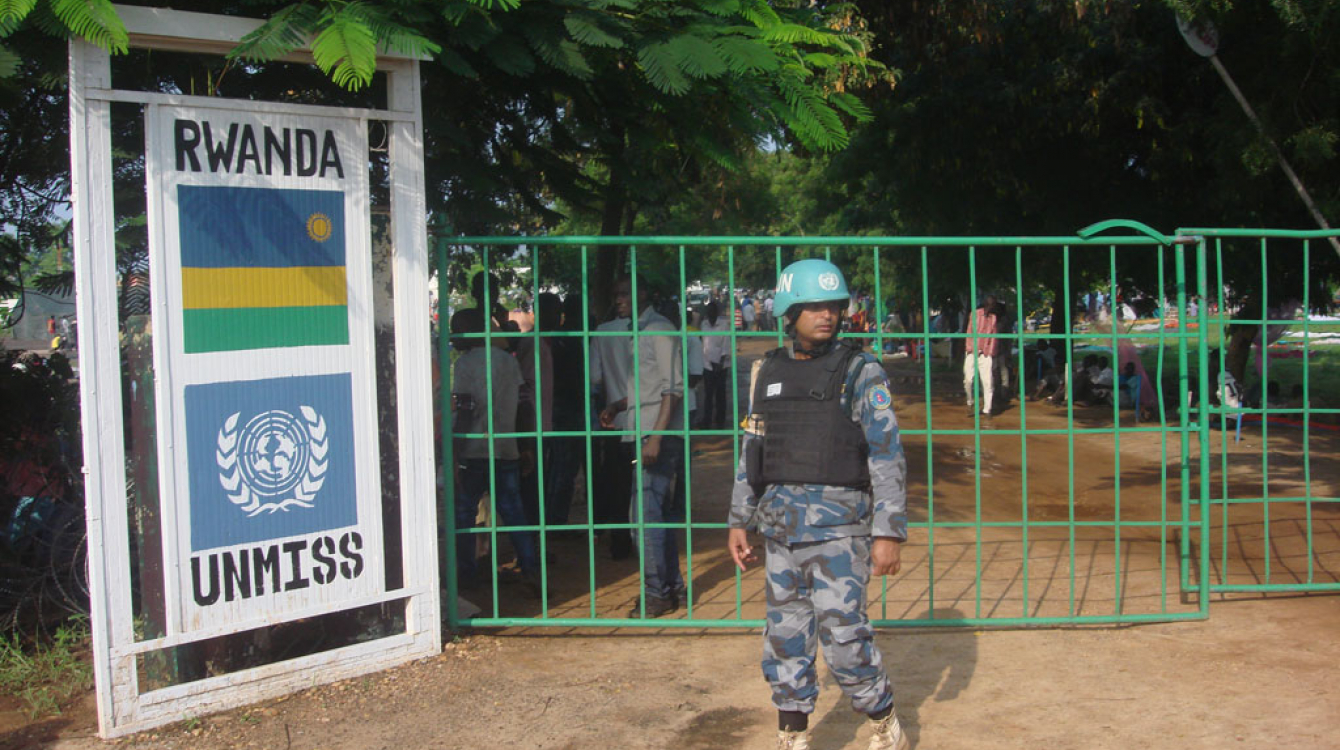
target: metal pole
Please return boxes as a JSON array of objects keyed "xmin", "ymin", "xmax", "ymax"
[{"xmin": 1208, "ymin": 53, "xmax": 1340, "ymax": 260}]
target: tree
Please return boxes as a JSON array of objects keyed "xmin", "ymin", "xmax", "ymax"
[
  {"xmin": 0, "ymin": 24, "xmax": 74, "ymax": 302},
  {"xmin": 411, "ymin": 0, "xmax": 883, "ymax": 308},
  {"xmin": 0, "ymin": 1, "xmax": 885, "ymax": 323},
  {"xmin": 771, "ymin": 0, "xmax": 1340, "ymax": 371}
]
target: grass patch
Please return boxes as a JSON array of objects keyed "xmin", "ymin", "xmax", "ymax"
[
  {"xmin": 1065, "ymin": 319, "xmax": 1340, "ymax": 409},
  {"xmin": 0, "ymin": 618, "xmax": 95, "ymax": 718}
]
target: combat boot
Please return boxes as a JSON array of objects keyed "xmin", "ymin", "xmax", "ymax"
[
  {"xmin": 866, "ymin": 709, "xmax": 909, "ymax": 750},
  {"xmin": 776, "ymin": 729, "xmax": 811, "ymax": 749}
]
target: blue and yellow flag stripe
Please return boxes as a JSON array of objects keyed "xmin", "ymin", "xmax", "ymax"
[{"xmin": 177, "ymin": 184, "xmax": 350, "ymax": 353}]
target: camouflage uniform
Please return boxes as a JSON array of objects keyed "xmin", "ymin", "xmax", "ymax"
[{"xmin": 729, "ymin": 345, "xmax": 909, "ymax": 716}]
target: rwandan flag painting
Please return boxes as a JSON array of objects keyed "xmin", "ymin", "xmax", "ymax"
[{"xmin": 177, "ymin": 184, "xmax": 349, "ymax": 353}]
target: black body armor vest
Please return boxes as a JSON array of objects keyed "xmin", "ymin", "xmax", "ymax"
[{"xmin": 752, "ymin": 342, "xmax": 870, "ymax": 488}]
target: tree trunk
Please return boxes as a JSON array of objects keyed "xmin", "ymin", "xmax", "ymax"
[
  {"xmin": 1048, "ymin": 275, "xmax": 1069, "ymax": 336},
  {"xmin": 591, "ymin": 158, "xmax": 629, "ymax": 321},
  {"xmin": 1224, "ymin": 322, "xmax": 1256, "ymax": 385}
]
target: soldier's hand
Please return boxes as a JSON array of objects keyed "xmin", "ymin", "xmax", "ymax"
[
  {"xmin": 871, "ymin": 537, "xmax": 902, "ymax": 577},
  {"xmin": 728, "ymin": 528, "xmax": 758, "ymax": 571}
]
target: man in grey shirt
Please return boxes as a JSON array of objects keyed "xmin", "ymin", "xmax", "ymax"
[
  {"xmin": 597, "ymin": 277, "xmax": 685, "ymax": 617},
  {"xmin": 450, "ymin": 308, "xmax": 540, "ymax": 596},
  {"xmin": 590, "ymin": 294, "xmax": 636, "ymax": 560}
]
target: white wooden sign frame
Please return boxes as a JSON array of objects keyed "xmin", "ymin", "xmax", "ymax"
[{"xmin": 70, "ymin": 5, "xmax": 439, "ymax": 737}]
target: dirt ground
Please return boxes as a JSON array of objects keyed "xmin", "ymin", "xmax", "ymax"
[
  {"xmin": 7, "ymin": 595, "xmax": 1338, "ymax": 750},
  {"xmin": 5, "ymin": 339, "xmax": 1339, "ymax": 749}
]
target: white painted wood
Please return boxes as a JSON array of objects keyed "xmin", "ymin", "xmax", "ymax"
[
  {"xmin": 69, "ymin": 38, "xmax": 143, "ymax": 736},
  {"xmin": 108, "ymin": 587, "xmax": 428, "ymax": 657},
  {"xmin": 136, "ymin": 633, "xmax": 418, "ymax": 708},
  {"xmin": 114, "ymin": 4, "xmax": 428, "ymax": 61},
  {"xmin": 86, "ymin": 88, "xmax": 420, "ymax": 123},
  {"xmin": 142, "ymin": 101, "xmax": 189, "ymax": 642},
  {"xmin": 385, "ymin": 59, "xmax": 441, "ymax": 650},
  {"xmin": 107, "ymin": 635, "xmax": 426, "ymax": 737}
]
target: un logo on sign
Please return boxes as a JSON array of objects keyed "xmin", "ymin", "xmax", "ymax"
[
  {"xmin": 216, "ymin": 407, "xmax": 329, "ymax": 516},
  {"xmin": 817, "ymin": 272, "xmax": 840, "ymax": 291}
]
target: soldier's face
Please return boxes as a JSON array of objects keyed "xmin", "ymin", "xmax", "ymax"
[{"xmin": 792, "ymin": 301, "xmax": 844, "ymax": 347}]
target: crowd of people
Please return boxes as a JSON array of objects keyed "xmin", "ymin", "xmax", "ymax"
[
  {"xmin": 446, "ymin": 270, "xmax": 1199, "ymax": 614},
  {"xmin": 45, "ymin": 314, "xmax": 76, "ymax": 351},
  {"xmin": 448, "ymin": 271, "xmax": 725, "ymax": 615}
]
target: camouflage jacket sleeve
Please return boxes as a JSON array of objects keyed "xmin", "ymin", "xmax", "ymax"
[
  {"xmin": 849, "ymin": 357, "xmax": 909, "ymax": 541},
  {"xmin": 727, "ymin": 360, "xmax": 764, "ymax": 530}
]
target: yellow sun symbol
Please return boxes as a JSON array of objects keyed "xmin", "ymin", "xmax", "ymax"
[{"xmin": 306, "ymin": 212, "xmax": 333, "ymax": 242}]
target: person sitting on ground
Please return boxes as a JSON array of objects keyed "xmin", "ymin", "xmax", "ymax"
[
  {"xmin": 1060, "ymin": 354, "xmax": 1100, "ymax": 405},
  {"xmin": 1031, "ymin": 340, "xmax": 1064, "ymax": 401},
  {"xmin": 1089, "ymin": 356, "xmax": 1115, "ymax": 406},
  {"xmin": 1243, "ymin": 379, "xmax": 1282, "ymax": 410},
  {"xmin": 1118, "ymin": 362, "xmax": 1140, "ymax": 409}
]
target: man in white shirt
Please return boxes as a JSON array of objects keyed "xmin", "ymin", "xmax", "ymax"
[
  {"xmin": 699, "ymin": 301, "xmax": 732, "ymax": 429},
  {"xmin": 597, "ymin": 277, "xmax": 685, "ymax": 617},
  {"xmin": 590, "ymin": 296, "xmax": 636, "ymax": 560}
]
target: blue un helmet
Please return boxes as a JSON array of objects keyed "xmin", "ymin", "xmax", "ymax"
[{"xmin": 773, "ymin": 258, "xmax": 850, "ymax": 321}]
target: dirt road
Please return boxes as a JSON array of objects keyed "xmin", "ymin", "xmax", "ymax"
[{"xmin": 11, "ymin": 593, "xmax": 1336, "ymax": 750}]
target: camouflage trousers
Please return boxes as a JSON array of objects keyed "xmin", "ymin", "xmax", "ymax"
[{"xmin": 762, "ymin": 535, "xmax": 893, "ymax": 715}]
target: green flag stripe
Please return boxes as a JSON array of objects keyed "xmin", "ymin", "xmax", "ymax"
[{"xmin": 183, "ymin": 305, "xmax": 349, "ymax": 353}]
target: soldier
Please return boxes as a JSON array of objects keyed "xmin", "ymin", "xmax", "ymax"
[{"xmin": 727, "ymin": 258, "xmax": 911, "ymax": 750}]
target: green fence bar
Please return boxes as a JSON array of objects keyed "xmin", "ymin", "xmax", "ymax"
[
  {"xmin": 1179, "ymin": 228, "xmax": 1340, "ymax": 594},
  {"xmin": 435, "ymin": 226, "xmax": 1340, "ymax": 631}
]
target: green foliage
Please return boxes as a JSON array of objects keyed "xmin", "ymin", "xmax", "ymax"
[
  {"xmin": 0, "ymin": 42, "xmax": 18, "ymax": 77},
  {"xmin": 636, "ymin": 40, "xmax": 692, "ymax": 94},
  {"xmin": 1288, "ymin": 124, "xmax": 1338, "ymax": 166},
  {"xmin": 0, "ymin": 618, "xmax": 94, "ymax": 719},
  {"xmin": 521, "ymin": 21, "xmax": 593, "ymax": 79},
  {"xmin": 229, "ymin": 4, "xmax": 320, "ymax": 63},
  {"xmin": 0, "ymin": 0, "xmax": 37, "ymax": 25},
  {"xmin": 563, "ymin": 12, "xmax": 624, "ymax": 49},
  {"xmin": 0, "ymin": 0, "xmax": 127, "ymax": 79},
  {"xmin": 233, "ymin": 1, "xmax": 441, "ymax": 90},
  {"xmin": 49, "ymin": 0, "xmax": 126, "ymax": 53},
  {"xmin": 311, "ymin": 5, "xmax": 380, "ymax": 89},
  {"xmin": 712, "ymin": 34, "xmax": 779, "ymax": 72}
]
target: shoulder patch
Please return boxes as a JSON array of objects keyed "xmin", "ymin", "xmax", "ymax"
[{"xmin": 869, "ymin": 383, "xmax": 893, "ymax": 410}]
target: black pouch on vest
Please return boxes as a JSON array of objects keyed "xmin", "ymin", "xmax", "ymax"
[{"xmin": 745, "ymin": 437, "xmax": 766, "ymax": 498}]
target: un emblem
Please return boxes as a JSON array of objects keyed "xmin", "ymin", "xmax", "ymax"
[
  {"xmin": 216, "ymin": 407, "xmax": 329, "ymax": 516},
  {"xmin": 817, "ymin": 272, "xmax": 840, "ymax": 291}
]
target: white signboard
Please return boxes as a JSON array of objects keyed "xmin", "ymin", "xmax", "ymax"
[
  {"xmin": 73, "ymin": 8, "xmax": 436, "ymax": 737},
  {"xmin": 148, "ymin": 106, "xmax": 384, "ymax": 633}
]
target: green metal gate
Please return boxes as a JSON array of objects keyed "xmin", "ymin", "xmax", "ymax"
[
  {"xmin": 1181, "ymin": 228, "xmax": 1340, "ymax": 596},
  {"xmin": 439, "ymin": 224, "xmax": 1339, "ymax": 630}
]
